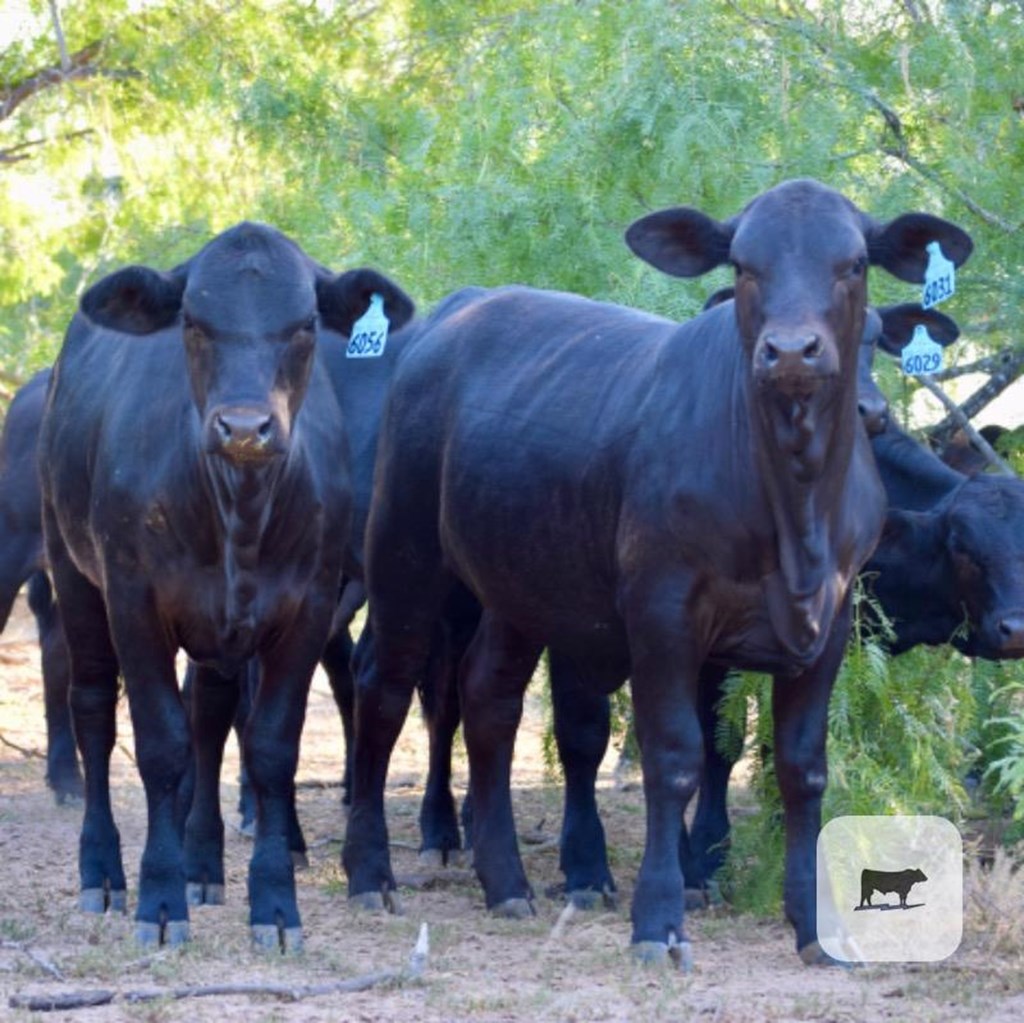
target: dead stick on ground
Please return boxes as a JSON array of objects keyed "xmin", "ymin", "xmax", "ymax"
[
  {"xmin": 547, "ymin": 901, "xmax": 578, "ymax": 942},
  {"xmin": 1, "ymin": 940, "xmax": 65, "ymax": 981},
  {"xmin": 9, "ymin": 923, "xmax": 429, "ymax": 1012},
  {"xmin": 0, "ymin": 732, "xmax": 45, "ymax": 759}
]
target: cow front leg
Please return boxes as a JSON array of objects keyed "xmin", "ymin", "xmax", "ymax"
[
  {"xmin": 46, "ymin": 525, "xmax": 126, "ymax": 915},
  {"xmin": 184, "ymin": 663, "xmax": 241, "ymax": 907},
  {"xmin": 626, "ymin": 593, "xmax": 703, "ymax": 969},
  {"xmin": 772, "ymin": 594, "xmax": 852, "ymax": 965},
  {"xmin": 111, "ymin": 595, "xmax": 192, "ymax": 947},
  {"xmin": 461, "ymin": 612, "xmax": 543, "ymax": 915},
  {"xmin": 550, "ymin": 649, "xmax": 618, "ymax": 907},
  {"xmin": 245, "ymin": 630, "xmax": 325, "ymax": 953}
]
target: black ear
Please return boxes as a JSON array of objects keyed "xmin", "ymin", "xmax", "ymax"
[
  {"xmin": 874, "ymin": 304, "xmax": 960, "ymax": 356},
  {"xmin": 702, "ymin": 287, "xmax": 735, "ymax": 311},
  {"xmin": 316, "ymin": 268, "xmax": 415, "ymax": 337},
  {"xmin": 80, "ymin": 266, "xmax": 187, "ymax": 335},
  {"xmin": 865, "ymin": 212, "xmax": 973, "ymax": 283},
  {"xmin": 625, "ymin": 207, "xmax": 734, "ymax": 278}
]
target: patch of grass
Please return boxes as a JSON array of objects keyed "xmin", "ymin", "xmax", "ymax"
[
  {"xmin": 0, "ymin": 916, "xmax": 35, "ymax": 942},
  {"xmin": 964, "ymin": 847, "xmax": 1024, "ymax": 959}
]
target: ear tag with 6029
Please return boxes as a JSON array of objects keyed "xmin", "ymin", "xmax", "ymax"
[
  {"xmin": 346, "ymin": 293, "xmax": 389, "ymax": 358},
  {"xmin": 921, "ymin": 241, "xmax": 955, "ymax": 310},
  {"xmin": 901, "ymin": 324, "xmax": 944, "ymax": 376}
]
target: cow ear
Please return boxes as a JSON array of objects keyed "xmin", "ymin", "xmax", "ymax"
[
  {"xmin": 316, "ymin": 268, "xmax": 415, "ymax": 337},
  {"xmin": 702, "ymin": 287, "xmax": 735, "ymax": 312},
  {"xmin": 625, "ymin": 207, "xmax": 734, "ymax": 278},
  {"xmin": 865, "ymin": 213, "xmax": 973, "ymax": 283},
  {"xmin": 81, "ymin": 266, "xmax": 186, "ymax": 335},
  {"xmin": 875, "ymin": 304, "xmax": 960, "ymax": 356}
]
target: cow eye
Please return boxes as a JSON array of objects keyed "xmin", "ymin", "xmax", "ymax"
[{"xmin": 847, "ymin": 256, "xmax": 868, "ymax": 278}]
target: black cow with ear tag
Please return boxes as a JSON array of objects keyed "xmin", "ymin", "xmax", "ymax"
[
  {"xmin": 39, "ymin": 222, "xmax": 414, "ymax": 951},
  {"xmin": 343, "ymin": 179, "xmax": 971, "ymax": 967}
]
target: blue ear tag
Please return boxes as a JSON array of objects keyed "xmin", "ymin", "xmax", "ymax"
[
  {"xmin": 921, "ymin": 241, "xmax": 955, "ymax": 310},
  {"xmin": 345, "ymin": 293, "xmax": 389, "ymax": 358},
  {"xmin": 901, "ymin": 324, "xmax": 944, "ymax": 376}
]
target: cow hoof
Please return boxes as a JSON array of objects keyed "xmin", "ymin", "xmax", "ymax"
[
  {"xmin": 186, "ymin": 882, "xmax": 225, "ymax": 906},
  {"xmin": 418, "ymin": 848, "xmax": 444, "ymax": 870},
  {"xmin": 491, "ymin": 898, "xmax": 535, "ymax": 920},
  {"xmin": 568, "ymin": 888, "xmax": 603, "ymax": 910},
  {"xmin": 251, "ymin": 924, "xmax": 304, "ymax": 953},
  {"xmin": 135, "ymin": 920, "xmax": 190, "ymax": 947},
  {"xmin": 80, "ymin": 888, "xmax": 127, "ymax": 914},
  {"xmin": 798, "ymin": 940, "xmax": 849, "ymax": 967},
  {"xmin": 450, "ymin": 849, "xmax": 472, "ymax": 869},
  {"xmin": 632, "ymin": 936, "xmax": 693, "ymax": 972},
  {"xmin": 291, "ymin": 850, "xmax": 310, "ymax": 871},
  {"xmin": 349, "ymin": 887, "xmax": 403, "ymax": 915},
  {"xmin": 684, "ymin": 888, "xmax": 708, "ymax": 911}
]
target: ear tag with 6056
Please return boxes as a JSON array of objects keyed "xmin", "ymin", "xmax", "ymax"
[
  {"xmin": 901, "ymin": 324, "xmax": 944, "ymax": 376},
  {"xmin": 346, "ymin": 293, "xmax": 389, "ymax": 358},
  {"xmin": 921, "ymin": 241, "xmax": 955, "ymax": 310}
]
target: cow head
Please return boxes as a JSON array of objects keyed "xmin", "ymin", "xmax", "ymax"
[
  {"xmin": 699, "ymin": 288, "xmax": 961, "ymax": 442},
  {"xmin": 626, "ymin": 179, "xmax": 972, "ymax": 477},
  {"xmin": 80, "ymin": 223, "xmax": 414, "ymax": 468},
  {"xmin": 857, "ymin": 304, "xmax": 960, "ymax": 436},
  {"xmin": 945, "ymin": 476, "xmax": 1024, "ymax": 658}
]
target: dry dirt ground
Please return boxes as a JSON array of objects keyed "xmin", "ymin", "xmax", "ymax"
[{"xmin": 2, "ymin": 596, "xmax": 1023, "ymax": 1022}]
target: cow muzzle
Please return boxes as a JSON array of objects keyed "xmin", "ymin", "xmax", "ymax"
[
  {"xmin": 754, "ymin": 330, "xmax": 838, "ymax": 397},
  {"xmin": 206, "ymin": 405, "xmax": 284, "ymax": 464},
  {"xmin": 992, "ymin": 610, "xmax": 1024, "ymax": 657}
]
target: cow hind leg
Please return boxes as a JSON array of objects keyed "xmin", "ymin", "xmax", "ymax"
[
  {"xmin": 47, "ymin": 533, "xmax": 127, "ymax": 917},
  {"xmin": 460, "ymin": 612, "xmax": 543, "ymax": 916},
  {"xmin": 29, "ymin": 573, "xmax": 83, "ymax": 804},
  {"xmin": 550, "ymin": 649, "xmax": 618, "ymax": 908},
  {"xmin": 680, "ymin": 665, "xmax": 737, "ymax": 906},
  {"xmin": 321, "ymin": 624, "xmax": 355, "ymax": 807}
]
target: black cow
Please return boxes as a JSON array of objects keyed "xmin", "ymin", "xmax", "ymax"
[
  {"xmin": 342, "ymin": 178, "xmax": 972, "ymax": 966},
  {"xmin": 859, "ymin": 867, "xmax": 926, "ymax": 909},
  {"xmin": 38, "ymin": 222, "xmax": 413, "ymax": 949},
  {"xmin": 673, "ymin": 314, "xmax": 1024, "ymax": 907},
  {"xmin": 0, "ymin": 368, "xmax": 82, "ymax": 802}
]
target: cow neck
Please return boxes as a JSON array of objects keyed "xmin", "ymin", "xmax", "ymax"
[
  {"xmin": 203, "ymin": 456, "xmax": 284, "ymax": 656},
  {"xmin": 749, "ymin": 370, "xmax": 858, "ymax": 662}
]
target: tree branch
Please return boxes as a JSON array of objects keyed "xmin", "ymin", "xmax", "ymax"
[
  {"xmin": 48, "ymin": 0, "xmax": 71, "ymax": 73},
  {"xmin": 927, "ymin": 347, "xmax": 1024, "ymax": 444},
  {"xmin": 931, "ymin": 346, "xmax": 1024, "ymax": 382},
  {"xmin": 9, "ymin": 923, "xmax": 430, "ymax": 1012},
  {"xmin": 1, "ymin": 42, "xmax": 101, "ymax": 121},
  {"xmin": 916, "ymin": 376, "xmax": 1016, "ymax": 475}
]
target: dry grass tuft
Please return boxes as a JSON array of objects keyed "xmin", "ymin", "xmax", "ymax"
[{"xmin": 964, "ymin": 846, "xmax": 1024, "ymax": 956}]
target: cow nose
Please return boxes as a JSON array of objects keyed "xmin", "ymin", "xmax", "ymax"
[
  {"xmin": 759, "ymin": 332, "xmax": 825, "ymax": 371},
  {"xmin": 210, "ymin": 407, "xmax": 278, "ymax": 462},
  {"xmin": 996, "ymin": 613, "xmax": 1024, "ymax": 651},
  {"xmin": 857, "ymin": 397, "xmax": 889, "ymax": 436}
]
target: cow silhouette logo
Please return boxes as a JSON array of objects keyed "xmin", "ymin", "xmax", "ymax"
[{"xmin": 856, "ymin": 867, "xmax": 927, "ymax": 911}]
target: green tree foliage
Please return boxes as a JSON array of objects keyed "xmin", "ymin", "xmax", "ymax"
[{"xmin": 2, "ymin": 0, "xmax": 1022, "ymax": 398}]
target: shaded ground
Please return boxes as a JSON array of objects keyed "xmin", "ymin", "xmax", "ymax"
[{"xmin": 2, "ymin": 596, "xmax": 1023, "ymax": 1022}]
